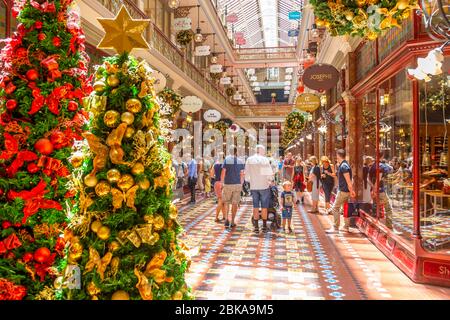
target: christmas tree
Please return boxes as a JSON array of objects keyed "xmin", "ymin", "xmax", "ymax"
[
  {"xmin": 66, "ymin": 6, "xmax": 191, "ymax": 300},
  {"xmin": 0, "ymin": 0, "xmax": 91, "ymax": 300}
]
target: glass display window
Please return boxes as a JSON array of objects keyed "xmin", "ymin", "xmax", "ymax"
[{"xmin": 418, "ymin": 57, "xmax": 450, "ymax": 254}]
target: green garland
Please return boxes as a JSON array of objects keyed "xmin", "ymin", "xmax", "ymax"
[{"xmin": 310, "ymin": 0, "xmax": 418, "ymax": 40}]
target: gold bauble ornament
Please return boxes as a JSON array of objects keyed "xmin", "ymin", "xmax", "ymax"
[
  {"xmin": 402, "ymin": 10, "xmax": 410, "ymax": 19},
  {"xmin": 139, "ymin": 178, "xmax": 150, "ymax": 190},
  {"xmin": 93, "ymin": 81, "xmax": 106, "ymax": 92},
  {"xmin": 107, "ymin": 169, "xmax": 122, "ymax": 184},
  {"xmin": 121, "ymin": 112, "xmax": 135, "ymax": 125},
  {"xmin": 117, "ymin": 174, "xmax": 135, "ymax": 191},
  {"xmin": 97, "ymin": 226, "xmax": 111, "ymax": 240},
  {"xmin": 107, "ymin": 74, "xmax": 120, "ymax": 87},
  {"xmin": 125, "ymin": 127, "xmax": 135, "ymax": 139},
  {"xmin": 70, "ymin": 155, "xmax": 83, "ymax": 168},
  {"xmin": 172, "ymin": 291, "xmax": 183, "ymax": 300},
  {"xmin": 95, "ymin": 180, "xmax": 111, "ymax": 197},
  {"xmin": 104, "ymin": 110, "xmax": 120, "ymax": 127},
  {"xmin": 131, "ymin": 162, "xmax": 145, "ymax": 175},
  {"xmin": 84, "ymin": 173, "xmax": 98, "ymax": 187},
  {"xmin": 316, "ymin": 19, "xmax": 325, "ymax": 27},
  {"xmin": 109, "ymin": 241, "xmax": 121, "ymax": 252},
  {"xmin": 90, "ymin": 220, "xmax": 103, "ymax": 233},
  {"xmin": 356, "ymin": 0, "xmax": 367, "ymax": 7},
  {"xmin": 153, "ymin": 215, "xmax": 165, "ymax": 231},
  {"xmin": 126, "ymin": 98, "xmax": 142, "ymax": 113},
  {"xmin": 111, "ymin": 290, "xmax": 130, "ymax": 300},
  {"xmin": 345, "ymin": 11, "xmax": 354, "ymax": 21}
]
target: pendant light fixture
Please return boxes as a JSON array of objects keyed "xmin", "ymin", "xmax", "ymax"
[
  {"xmin": 168, "ymin": 0, "xmax": 180, "ymax": 10},
  {"xmin": 210, "ymin": 33, "xmax": 218, "ymax": 64},
  {"xmin": 194, "ymin": 5, "xmax": 203, "ymax": 43}
]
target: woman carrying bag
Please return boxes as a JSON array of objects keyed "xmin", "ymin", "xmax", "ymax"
[
  {"xmin": 320, "ymin": 156, "xmax": 336, "ymax": 212},
  {"xmin": 307, "ymin": 156, "xmax": 321, "ymax": 213}
]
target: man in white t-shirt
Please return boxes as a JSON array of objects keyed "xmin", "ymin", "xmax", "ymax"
[{"xmin": 245, "ymin": 145, "xmax": 274, "ymax": 233}]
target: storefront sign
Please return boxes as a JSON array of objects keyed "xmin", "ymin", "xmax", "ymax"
[
  {"xmin": 220, "ymin": 77, "xmax": 231, "ymax": 85},
  {"xmin": 195, "ymin": 45, "xmax": 210, "ymax": 56},
  {"xmin": 288, "ymin": 29, "xmax": 299, "ymax": 37},
  {"xmin": 173, "ymin": 18, "xmax": 191, "ymax": 31},
  {"xmin": 302, "ymin": 63, "xmax": 340, "ymax": 91},
  {"xmin": 288, "ymin": 11, "xmax": 302, "ymax": 20},
  {"xmin": 423, "ymin": 260, "xmax": 450, "ymax": 280},
  {"xmin": 181, "ymin": 96, "xmax": 203, "ymax": 113},
  {"xmin": 210, "ymin": 64, "xmax": 223, "ymax": 73},
  {"xmin": 233, "ymin": 93, "xmax": 242, "ymax": 100},
  {"xmin": 203, "ymin": 109, "xmax": 221, "ymax": 123},
  {"xmin": 295, "ymin": 93, "xmax": 320, "ymax": 112},
  {"xmin": 236, "ymin": 37, "xmax": 246, "ymax": 46},
  {"xmin": 226, "ymin": 13, "xmax": 238, "ymax": 23}
]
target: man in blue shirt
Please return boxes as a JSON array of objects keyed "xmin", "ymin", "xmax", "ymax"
[
  {"xmin": 326, "ymin": 149, "xmax": 356, "ymax": 233},
  {"xmin": 187, "ymin": 155, "xmax": 197, "ymax": 204},
  {"xmin": 221, "ymin": 146, "xmax": 245, "ymax": 228},
  {"xmin": 369, "ymin": 153, "xmax": 395, "ymax": 231}
]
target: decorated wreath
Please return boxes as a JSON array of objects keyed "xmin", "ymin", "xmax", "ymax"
[
  {"xmin": 210, "ymin": 72, "xmax": 221, "ymax": 82},
  {"xmin": 225, "ymin": 87, "xmax": 236, "ymax": 97},
  {"xmin": 282, "ymin": 111, "xmax": 307, "ymax": 147},
  {"xmin": 176, "ymin": 30, "xmax": 193, "ymax": 46},
  {"xmin": 157, "ymin": 88, "xmax": 182, "ymax": 118},
  {"xmin": 213, "ymin": 120, "xmax": 229, "ymax": 136},
  {"xmin": 310, "ymin": 0, "xmax": 419, "ymax": 40}
]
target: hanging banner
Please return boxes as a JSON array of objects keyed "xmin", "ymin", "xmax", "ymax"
[
  {"xmin": 173, "ymin": 18, "xmax": 192, "ymax": 31},
  {"xmin": 226, "ymin": 13, "xmax": 238, "ymax": 23},
  {"xmin": 236, "ymin": 38, "xmax": 246, "ymax": 46},
  {"xmin": 220, "ymin": 77, "xmax": 232, "ymax": 85},
  {"xmin": 181, "ymin": 96, "xmax": 203, "ymax": 113},
  {"xmin": 288, "ymin": 11, "xmax": 302, "ymax": 20},
  {"xmin": 295, "ymin": 93, "xmax": 321, "ymax": 113},
  {"xmin": 195, "ymin": 45, "xmax": 211, "ymax": 56},
  {"xmin": 288, "ymin": 29, "xmax": 299, "ymax": 37},
  {"xmin": 234, "ymin": 32, "xmax": 244, "ymax": 40},
  {"xmin": 203, "ymin": 109, "xmax": 221, "ymax": 123},
  {"xmin": 302, "ymin": 63, "xmax": 340, "ymax": 91},
  {"xmin": 210, "ymin": 64, "xmax": 223, "ymax": 73}
]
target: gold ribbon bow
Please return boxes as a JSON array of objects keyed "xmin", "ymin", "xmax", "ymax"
[
  {"xmin": 106, "ymin": 123, "xmax": 129, "ymax": 165},
  {"xmin": 111, "ymin": 185, "xmax": 139, "ymax": 211},
  {"xmin": 84, "ymin": 247, "xmax": 113, "ymax": 281},
  {"xmin": 117, "ymin": 224, "xmax": 159, "ymax": 248},
  {"xmin": 134, "ymin": 268, "xmax": 153, "ymax": 300},
  {"xmin": 83, "ymin": 132, "xmax": 109, "ymax": 176}
]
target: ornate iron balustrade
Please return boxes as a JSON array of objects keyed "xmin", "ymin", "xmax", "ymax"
[
  {"xmin": 233, "ymin": 46, "xmax": 297, "ymax": 60},
  {"xmin": 233, "ymin": 103, "xmax": 293, "ymax": 118}
]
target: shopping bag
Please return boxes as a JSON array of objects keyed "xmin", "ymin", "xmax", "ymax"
[{"xmin": 343, "ymin": 201, "xmax": 359, "ymax": 218}]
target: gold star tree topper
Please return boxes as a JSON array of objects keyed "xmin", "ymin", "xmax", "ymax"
[{"xmin": 97, "ymin": 5, "xmax": 150, "ymax": 54}]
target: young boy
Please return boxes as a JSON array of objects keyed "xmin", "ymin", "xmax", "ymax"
[{"xmin": 280, "ymin": 181, "xmax": 295, "ymax": 233}]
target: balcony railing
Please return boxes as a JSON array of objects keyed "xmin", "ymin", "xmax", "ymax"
[
  {"xmin": 233, "ymin": 46, "xmax": 298, "ymax": 61},
  {"xmin": 94, "ymin": 0, "xmax": 236, "ymax": 112},
  {"xmin": 234, "ymin": 103, "xmax": 293, "ymax": 118}
]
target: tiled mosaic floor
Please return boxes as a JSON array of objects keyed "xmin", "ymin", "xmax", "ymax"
[{"xmin": 179, "ymin": 196, "xmax": 450, "ymax": 300}]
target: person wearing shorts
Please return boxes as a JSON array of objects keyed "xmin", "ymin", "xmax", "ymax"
[
  {"xmin": 221, "ymin": 146, "xmax": 245, "ymax": 228},
  {"xmin": 245, "ymin": 145, "xmax": 274, "ymax": 233},
  {"xmin": 212, "ymin": 158, "xmax": 224, "ymax": 222},
  {"xmin": 280, "ymin": 181, "xmax": 294, "ymax": 233}
]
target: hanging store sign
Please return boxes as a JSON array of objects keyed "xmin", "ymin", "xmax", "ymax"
[
  {"xmin": 173, "ymin": 18, "xmax": 192, "ymax": 31},
  {"xmin": 204, "ymin": 109, "xmax": 221, "ymax": 123},
  {"xmin": 220, "ymin": 77, "xmax": 231, "ymax": 85},
  {"xmin": 233, "ymin": 93, "xmax": 242, "ymax": 100},
  {"xmin": 181, "ymin": 96, "xmax": 203, "ymax": 113},
  {"xmin": 210, "ymin": 64, "xmax": 223, "ymax": 73},
  {"xmin": 295, "ymin": 93, "xmax": 321, "ymax": 113},
  {"xmin": 234, "ymin": 32, "xmax": 244, "ymax": 39},
  {"xmin": 288, "ymin": 29, "xmax": 299, "ymax": 37},
  {"xmin": 226, "ymin": 13, "xmax": 238, "ymax": 23},
  {"xmin": 288, "ymin": 11, "xmax": 302, "ymax": 20},
  {"xmin": 302, "ymin": 63, "xmax": 340, "ymax": 91},
  {"xmin": 195, "ymin": 45, "xmax": 211, "ymax": 56}
]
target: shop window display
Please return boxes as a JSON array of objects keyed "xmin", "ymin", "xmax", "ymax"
[{"xmin": 418, "ymin": 57, "xmax": 450, "ymax": 254}]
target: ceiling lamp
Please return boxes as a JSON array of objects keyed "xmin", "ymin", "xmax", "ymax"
[
  {"xmin": 285, "ymin": 67, "xmax": 293, "ymax": 74},
  {"xmin": 285, "ymin": 74, "xmax": 293, "ymax": 80},
  {"xmin": 194, "ymin": 5, "xmax": 203, "ymax": 43},
  {"xmin": 168, "ymin": 0, "xmax": 180, "ymax": 9},
  {"xmin": 211, "ymin": 55, "xmax": 218, "ymax": 64},
  {"xmin": 284, "ymin": 85, "xmax": 291, "ymax": 90}
]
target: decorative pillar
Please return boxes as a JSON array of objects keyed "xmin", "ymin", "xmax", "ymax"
[{"xmin": 314, "ymin": 132, "xmax": 320, "ymax": 158}]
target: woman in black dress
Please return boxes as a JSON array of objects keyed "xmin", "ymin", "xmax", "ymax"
[{"xmin": 320, "ymin": 156, "xmax": 336, "ymax": 211}]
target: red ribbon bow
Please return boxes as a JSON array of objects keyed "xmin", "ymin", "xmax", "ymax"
[
  {"xmin": 0, "ymin": 234, "xmax": 22, "ymax": 255},
  {"xmin": 7, "ymin": 180, "xmax": 63, "ymax": 224},
  {"xmin": 0, "ymin": 278, "xmax": 27, "ymax": 300},
  {"xmin": 0, "ymin": 133, "xmax": 38, "ymax": 177}
]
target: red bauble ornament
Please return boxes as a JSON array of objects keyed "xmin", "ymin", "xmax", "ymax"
[
  {"xmin": 67, "ymin": 101, "xmax": 78, "ymax": 112},
  {"xmin": 5, "ymin": 82, "xmax": 16, "ymax": 94},
  {"xmin": 38, "ymin": 33, "xmax": 46, "ymax": 41},
  {"xmin": 26, "ymin": 69, "xmax": 39, "ymax": 81},
  {"xmin": 52, "ymin": 37, "xmax": 61, "ymax": 47},
  {"xmin": 23, "ymin": 252, "xmax": 34, "ymax": 263},
  {"xmin": 27, "ymin": 163, "xmax": 40, "ymax": 173},
  {"xmin": 34, "ymin": 138, "xmax": 54, "ymax": 155},
  {"xmin": 34, "ymin": 247, "xmax": 51, "ymax": 263},
  {"xmin": 35, "ymin": 21, "xmax": 43, "ymax": 29},
  {"xmin": 6, "ymin": 99, "xmax": 17, "ymax": 110},
  {"xmin": 1, "ymin": 221, "xmax": 12, "ymax": 229},
  {"xmin": 297, "ymin": 85, "xmax": 304, "ymax": 94},
  {"xmin": 14, "ymin": 222, "xmax": 21, "ymax": 227}
]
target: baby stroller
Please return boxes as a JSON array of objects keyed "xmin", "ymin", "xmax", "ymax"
[
  {"xmin": 251, "ymin": 185, "xmax": 282, "ymax": 230},
  {"xmin": 241, "ymin": 181, "xmax": 251, "ymax": 197}
]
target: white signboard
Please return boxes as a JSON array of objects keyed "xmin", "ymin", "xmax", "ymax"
[
  {"xmin": 173, "ymin": 18, "xmax": 192, "ymax": 31},
  {"xmin": 233, "ymin": 93, "xmax": 242, "ymax": 100},
  {"xmin": 181, "ymin": 96, "xmax": 203, "ymax": 113},
  {"xmin": 195, "ymin": 45, "xmax": 210, "ymax": 56},
  {"xmin": 203, "ymin": 109, "xmax": 221, "ymax": 123},
  {"xmin": 210, "ymin": 64, "xmax": 223, "ymax": 73},
  {"xmin": 220, "ymin": 77, "xmax": 231, "ymax": 85}
]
